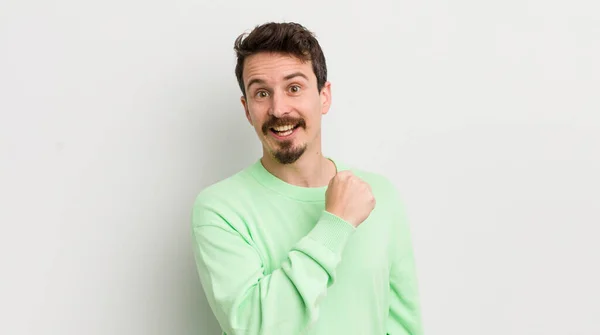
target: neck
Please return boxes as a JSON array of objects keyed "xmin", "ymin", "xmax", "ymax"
[{"xmin": 261, "ymin": 151, "xmax": 336, "ymax": 188}]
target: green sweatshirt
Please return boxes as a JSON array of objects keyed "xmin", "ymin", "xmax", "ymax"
[{"xmin": 191, "ymin": 158, "xmax": 422, "ymax": 335}]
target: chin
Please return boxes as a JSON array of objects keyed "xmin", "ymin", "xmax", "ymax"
[{"xmin": 270, "ymin": 145, "xmax": 307, "ymax": 165}]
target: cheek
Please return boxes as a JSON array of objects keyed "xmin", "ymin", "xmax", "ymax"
[
  {"xmin": 302, "ymin": 99, "xmax": 323, "ymax": 126},
  {"xmin": 294, "ymin": 97, "xmax": 319, "ymax": 115},
  {"xmin": 247, "ymin": 104, "xmax": 265, "ymax": 123},
  {"xmin": 247, "ymin": 110, "xmax": 268, "ymax": 135}
]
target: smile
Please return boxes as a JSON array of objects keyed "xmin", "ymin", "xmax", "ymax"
[{"xmin": 270, "ymin": 124, "xmax": 300, "ymax": 139}]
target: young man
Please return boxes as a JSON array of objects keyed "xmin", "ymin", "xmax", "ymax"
[{"xmin": 192, "ymin": 22, "xmax": 423, "ymax": 335}]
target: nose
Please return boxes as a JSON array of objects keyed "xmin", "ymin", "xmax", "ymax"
[{"xmin": 268, "ymin": 91, "xmax": 291, "ymax": 118}]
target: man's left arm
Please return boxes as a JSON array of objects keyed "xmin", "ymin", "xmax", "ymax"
[{"xmin": 387, "ymin": 189, "xmax": 423, "ymax": 335}]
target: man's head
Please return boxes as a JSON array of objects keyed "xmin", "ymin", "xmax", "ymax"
[{"xmin": 234, "ymin": 22, "xmax": 331, "ymax": 165}]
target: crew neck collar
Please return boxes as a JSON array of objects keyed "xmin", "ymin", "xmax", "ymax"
[{"xmin": 247, "ymin": 157, "xmax": 348, "ymax": 202}]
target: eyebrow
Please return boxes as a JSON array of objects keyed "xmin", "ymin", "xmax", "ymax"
[
  {"xmin": 246, "ymin": 72, "xmax": 309, "ymax": 91},
  {"xmin": 246, "ymin": 78, "xmax": 266, "ymax": 91},
  {"xmin": 283, "ymin": 72, "xmax": 309, "ymax": 81}
]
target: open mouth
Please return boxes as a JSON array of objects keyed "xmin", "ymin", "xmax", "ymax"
[{"xmin": 270, "ymin": 124, "xmax": 300, "ymax": 138}]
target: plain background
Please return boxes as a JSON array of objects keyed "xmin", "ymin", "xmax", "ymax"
[{"xmin": 1, "ymin": 0, "xmax": 599, "ymax": 334}]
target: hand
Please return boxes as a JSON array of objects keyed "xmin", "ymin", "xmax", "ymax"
[{"xmin": 325, "ymin": 171, "xmax": 376, "ymax": 228}]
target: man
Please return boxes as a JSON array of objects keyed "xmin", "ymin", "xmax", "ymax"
[{"xmin": 192, "ymin": 22, "xmax": 423, "ymax": 335}]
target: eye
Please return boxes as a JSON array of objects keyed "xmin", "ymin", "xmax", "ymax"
[
  {"xmin": 255, "ymin": 90, "xmax": 269, "ymax": 99},
  {"xmin": 289, "ymin": 85, "xmax": 301, "ymax": 94}
]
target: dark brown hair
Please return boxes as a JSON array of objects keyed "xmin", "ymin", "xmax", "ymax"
[{"xmin": 234, "ymin": 22, "xmax": 328, "ymax": 97}]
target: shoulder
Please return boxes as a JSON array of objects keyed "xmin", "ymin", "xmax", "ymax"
[
  {"xmin": 340, "ymin": 163, "xmax": 400, "ymax": 199},
  {"xmin": 194, "ymin": 172, "xmax": 243, "ymax": 205},
  {"xmin": 335, "ymin": 161, "xmax": 406, "ymax": 214},
  {"xmin": 340, "ymin": 163, "xmax": 411, "ymax": 230},
  {"xmin": 194, "ymin": 161, "xmax": 261, "ymax": 201},
  {"xmin": 191, "ymin": 166, "xmax": 257, "ymax": 227}
]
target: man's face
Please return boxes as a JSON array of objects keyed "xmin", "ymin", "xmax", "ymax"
[{"xmin": 241, "ymin": 52, "xmax": 331, "ymax": 164}]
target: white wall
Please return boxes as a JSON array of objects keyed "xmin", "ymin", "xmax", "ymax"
[{"xmin": 1, "ymin": 0, "xmax": 598, "ymax": 334}]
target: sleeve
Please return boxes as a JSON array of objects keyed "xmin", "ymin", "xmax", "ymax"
[
  {"xmin": 191, "ymin": 200, "xmax": 356, "ymax": 335},
  {"xmin": 387, "ymin": 189, "xmax": 424, "ymax": 335}
]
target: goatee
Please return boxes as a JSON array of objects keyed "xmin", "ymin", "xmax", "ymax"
[{"xmin": 272, "ymin": 141, "xmax": 307, "ymax": 164}]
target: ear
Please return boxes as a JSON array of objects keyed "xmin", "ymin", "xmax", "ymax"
[
  {"xmin": 320, "ymin": 81, "xmax": 332, "ymax": 115},
  {"xmin": 241, "ymin": 96, "xmax": 252, "ymax": 125}
]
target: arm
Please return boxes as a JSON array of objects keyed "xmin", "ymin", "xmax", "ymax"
[
  {"xmin": 192, "ymin": 201, "xmax": 355, "ymax": 335},
  {"xmin": 387, "ymin": 191, "xmax": 423, "ymax": 335}
]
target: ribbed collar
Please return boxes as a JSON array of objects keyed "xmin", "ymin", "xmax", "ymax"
[{"xmin": 247, "ymin": 157, "xmax": 349, "ymax": 202}]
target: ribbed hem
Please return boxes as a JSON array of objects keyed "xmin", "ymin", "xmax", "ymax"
[{"xmin": 307, "ymin": 211, "xmax": 356, "ymax": 254}]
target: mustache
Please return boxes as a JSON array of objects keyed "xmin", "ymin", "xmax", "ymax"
[{"xmin": 261, "ymin": 116, "xmax": 306, "ymax": 134}]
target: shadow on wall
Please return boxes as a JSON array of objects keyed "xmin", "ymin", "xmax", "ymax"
[{"xmin": 184, "ymin": 87, "xmax": 259, "ymax": 335}]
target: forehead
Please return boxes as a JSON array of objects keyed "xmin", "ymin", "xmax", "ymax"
[{"xmin": 243, "ymin": 52, "xmax": 314, "ymax": 84}]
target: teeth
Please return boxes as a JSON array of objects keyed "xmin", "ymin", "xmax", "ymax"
[{"xmin": 272, "ymin": 124, "xmax": 295, "ymax": 132}]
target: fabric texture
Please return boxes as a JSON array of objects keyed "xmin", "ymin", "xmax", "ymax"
[{"xmin": 192, "ymin": 158, "xmax": 423, "ymax": 335}]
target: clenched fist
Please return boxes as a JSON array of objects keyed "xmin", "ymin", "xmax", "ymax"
[{"xmin": 325, "ymin": 171, "xmax": 376, "ymax": 228}]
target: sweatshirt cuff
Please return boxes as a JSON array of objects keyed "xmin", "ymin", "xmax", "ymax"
[{"xmin": 306, "ymin": 211, "xmax": 356, "ymax": 255}]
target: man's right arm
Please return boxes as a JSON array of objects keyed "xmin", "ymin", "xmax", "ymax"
[
  {"xmin": 192, "ymin": 171, "xmax": 374, "ymax": 334},
  {"xmin": 192, "ymin": 201, "xmax": 355, "ymax": 335}
]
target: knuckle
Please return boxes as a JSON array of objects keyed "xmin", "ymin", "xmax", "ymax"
[{"xmin": 337, "ymin": 171, "xmax": 350, "ymax": 179}]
